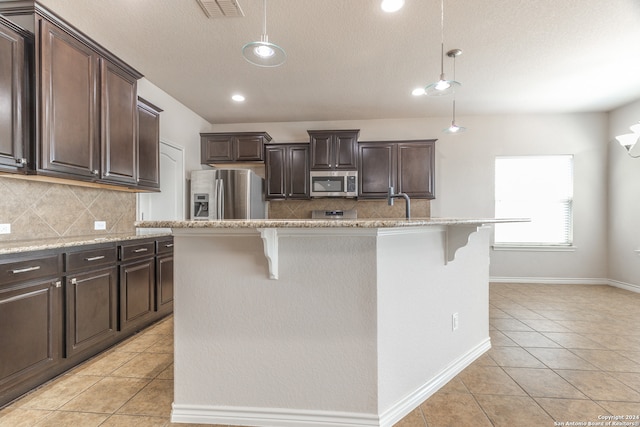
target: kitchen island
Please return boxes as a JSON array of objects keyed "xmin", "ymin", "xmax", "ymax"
[{"xmin": 136, "ymin": 218, "xmax": 517, "ymax": 427}]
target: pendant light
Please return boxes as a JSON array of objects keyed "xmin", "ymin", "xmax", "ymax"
[
  {"xmin": 443, "ymin": 49, "xmax": 466, "ymax": 133},
  {"xmin": 425, "ymin": 0, "xmax": 459, "ymax": 96},
  {"xmin": 615, "ymin": 122, "xmax": 640, "ymax": 157},
  {"xmin": 242, "ymin": 0, "xmax": 286, "ymax": 67}
]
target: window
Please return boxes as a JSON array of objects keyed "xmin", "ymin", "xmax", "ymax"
[{"xmin": 494, "ymin": 155, "xmax": 573, "ymax": 246}]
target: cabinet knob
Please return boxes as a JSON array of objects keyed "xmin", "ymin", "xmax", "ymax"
[
  {"xmin": 70, "ymin": 278, "xmax": 78, "ymax": 285},
  {"xmin": 92, "ymin": 170, "xmax": 99, "ymax": 175},
  {"xmin": 15, "ymin": 158, "xmax": 27, "ymax": 166},
  {"xmin": 53, "ymin": 281, "xmax": 62, "ymax": 288}
]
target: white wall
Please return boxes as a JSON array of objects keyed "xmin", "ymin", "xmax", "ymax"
[
  {"xmin": 608, "ymin": 100, "xmax": 640, "ymax": 289},
  {"xmin": 211, "ymin": 113, "xmax": 610, "ymax": 282}
]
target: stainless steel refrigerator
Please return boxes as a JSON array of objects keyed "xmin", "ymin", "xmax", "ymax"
[{"xmin": 190, "ymin": 169, "xmax": 266, "ymax": 220}]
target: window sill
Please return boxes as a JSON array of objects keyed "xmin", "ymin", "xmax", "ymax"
[{"xmin": 492, "ymin": 244, "xmax": 576, "ymax": 252}]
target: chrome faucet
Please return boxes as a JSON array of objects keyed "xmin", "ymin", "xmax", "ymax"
[{"xmin": 387, "ymin": 186, "xmax": 411, "ymax": 219}]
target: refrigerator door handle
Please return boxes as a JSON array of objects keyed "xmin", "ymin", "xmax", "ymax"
[{"xmin": 216, "ymin": 179, "xmax": 224, "ymax": 220}]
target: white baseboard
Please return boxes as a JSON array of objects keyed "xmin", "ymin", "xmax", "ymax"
[
  {"xmin": 378, "ymin": 338, "xmax": 491, "ymax": 427},
  {"xmin": 490, "ymin": 276, "xmax": 640, "ymax": 294},
  {"xmin": 171, "ymin": 339, "xmax": 492, "ymax": 427}
]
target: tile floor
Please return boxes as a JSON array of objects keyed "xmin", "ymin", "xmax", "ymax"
[{"xmin": 1, "ymin": 283, "xmax": 639, "ymax": 427}]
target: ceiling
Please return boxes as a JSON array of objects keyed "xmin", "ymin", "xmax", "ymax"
[{"xmin": 25, "ymin": 0, "xmax": 640, "ymax": 124}]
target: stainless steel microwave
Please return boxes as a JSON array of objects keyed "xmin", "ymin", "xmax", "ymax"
[{"xmin": 309, "ymin": 170, "xmax": 358, "ymax": 198}]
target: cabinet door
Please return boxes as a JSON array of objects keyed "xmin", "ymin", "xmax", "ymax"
[
  {"xmin": 265, "ymin": 145, "xmax": 286, "ymax": 199},
  {"xmin": 119, "ymin": 259, "xmax": 155, "ymax": 332},
  {"xmin": 288, "ymin": 144, "xmax": 310, "ymax": 198},
  {"xmin": 309, "ymin": 133, "xmax": 333, "ymax": 170},
  {"xmin": 201, "ymin": 134, "xmax": 234, "ymax": 163},
  {"xmin": 397, "ymin": 141, "xmax": 435, "ymax": 198},
  {"xmin": 358, "ymin": 142, "xmax": 396, "ymax": 198},
  {"xmin": 66, "ymin": 266, "xmax": 117, "ymax": 357},
  {"xmin": 40, "ymin": 19, "xmax": 99, "ymax": 179},
  {"xmin": 137, "ymin": 97, "xmax": 162, "ymax": 190},
  {"xmin": 0, "ymin": 18, "xmax": 27, "ymax": 171},
  {"xmin": 333, "ymin": 131, "xmax": 358, "ymax": 170},
  {"xmin": 235, "ymin": 135, "xmax": 264, "ymax": 162},
  {"xmin": 156, "ymin": 255, "xmax": 173, "ymax": 315},
  {"xmin": 101, "ymin": 59, "xmax": 138, "ymax": 185},
  {"xmin": 0, "ymin": 278, "xmax": 61, "ymax": 389}
]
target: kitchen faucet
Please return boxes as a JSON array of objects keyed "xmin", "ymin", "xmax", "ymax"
[{"xmin": 387, "ymin": 186, "xmax": 411, "ymax": 219}]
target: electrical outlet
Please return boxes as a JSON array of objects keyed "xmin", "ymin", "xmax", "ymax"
[
  {"xmin": 94, "ymin": 221, "xmax": 107, "ymax": 230},
  {"xmin": 452, "ymin": 312, "xmax": 459, "ymax": 331},
  {"xmin": 0, "ymin": 223, "xmax": 11, "ymax": 234}
]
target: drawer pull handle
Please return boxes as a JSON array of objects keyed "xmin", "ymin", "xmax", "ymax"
[
  {"xmin": 164, "ymin": 244, "xmax": 174, "ymax": 248},
  {"xmin": 85, "ymin": 255, "xmax": 105, "ymax": 262},
  {"xmin": 11, "ymin": 266, "xmax": 41, "ymax": 274},
  {"xmin": 133, "ymin": 248, "xmax": 149, "ymax": 253}
]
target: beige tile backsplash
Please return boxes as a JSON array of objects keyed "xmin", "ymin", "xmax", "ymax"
[
  {"xmin": 268, "ymin": 198, "xmax": 430, "ymax": 219},
  {"xmin": 0, "ymin": 177, "xmax": 136, "ymax": 242}
]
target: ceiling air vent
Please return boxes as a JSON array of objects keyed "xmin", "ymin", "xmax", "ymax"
[{"xmin": 196, "ymin": 0, "xmax": 245, "ymax": 18}]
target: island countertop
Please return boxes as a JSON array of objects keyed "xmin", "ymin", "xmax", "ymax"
[{"xmin": 135, "ymin": 217, "xmax": 524, "ymax": 229}]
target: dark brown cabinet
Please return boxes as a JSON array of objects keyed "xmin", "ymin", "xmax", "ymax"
[
  {"xmin": 308, "ymin": 130, "xmax": 359, "ymax": 171},
  {"xmin": 0, "ymin": 252, "xmax": 62, "ymax": 406},
  {"xmin": 155, "ymin": 237, "xmax": 174, "ymax": 315},
  {"xmin": 0, "ymin": 16, "xmax": 30, "ymax": 172},
  {"xmin": 119, "ymin": 240, "xmax": 156, "ymax": 333},
  {"xmin": 265, "ymin": 143, "xmax": 310, "ymax": 199},
  {"xmin": 358, "ymin": 140, "xmax": 436, "ymax": 199},
  {"xmin": 64, "ymin": 246, "xmax": 118, "ymax": 358},
  {"xmin": 137, "ymin": 97, "xmax": 162, "ymax": 190},
  {"xmin": 201, "ymin": 132, "xmax": 272, "ymax": 163}
]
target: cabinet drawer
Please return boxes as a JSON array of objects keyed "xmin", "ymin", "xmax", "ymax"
[
  {"xmin": 120, "ymin": 241, "xmax": 155, "ymax": 261},
  {"xmin": 65, "ymin": 247, "xmax": 117, "ymax": 272},
  {"xmin": 156, "ymin": 238, "xmax": 174, "ymax": 255},
  {"xmin": 0, "ymin": 254, "xmax": 61, "ymax": 286}
]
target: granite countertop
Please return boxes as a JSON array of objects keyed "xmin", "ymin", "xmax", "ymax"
[
  {"xmin": 135, "ymin": 218, "xmax": 526, "ymax": 229},
  {"xmin": 0, "ymin": 232, "xmax": 171, "ymax": 255}
]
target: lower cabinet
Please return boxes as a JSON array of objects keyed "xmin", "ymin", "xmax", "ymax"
[{"xmin": 0, "ymin": 236, "xmax": 174, "ymax": 408}]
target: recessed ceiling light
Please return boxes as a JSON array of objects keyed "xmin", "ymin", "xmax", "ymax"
[
  {"xmin": 231, "ymin": 94, "xmax": 245, "ymax": 102},
  {"xmin": 381, "ymin": 0, "xmax": 404, "ymax": 13},
  {"xmin": 412, "ymin": 87, "xmax": 426, "ymax": 96}
]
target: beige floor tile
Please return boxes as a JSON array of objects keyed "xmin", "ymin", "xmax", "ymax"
[
  {"xmin": 111, "ymin": 352, "xmax": 173, "ymax": 379},
  {"xmin": 587, "ymin": 334, "xmax": 640, "ymax": 351},
  {"xmin": 541, "ymin": 332, "xmax": 607, "ymax": 349},
  {"xmin": 420, "ymin": 392, "xmax": 492, "ymax": 427},
  {"xmin": 0, "ymin": 407, "xmax": 52, "ymax": 427},
  {"xmin": 608, "ymin": 372, "xmax": 640, "ymax": 393},
  {"xmin": 392, "ymin": 407, "xmax": 426, "ymax": 427},
  {"xmin": 535, "ymin": 397, "xmax": 610, "ymax": 422},
  {"xmin": 145, "ymin": 334, "xmax": 174, "ymax": 353},
  {"xmin": 118, "ymin": 379, "xmax": 173, "ymax": 417},
  {"xmin": 474, "ymin": 394, "xmax": 555, "ymax": 427},
  {"xmin": 520, "ymin": 318, "xmax": 572, "ymax": 332},
  {"xmin": 489, "ymin": 307, "xmax": 512, "ymax": 319},
  {"xmin": 488, "ymin": 347, "xmax": 546, "ymax": 368},
  {"xmin": 437, "ymin": 377, "xmax": 469, "ymax": 394},
  {"xmin": 490, "ymin": 318, "xmax": 534, "ymax": 332},
  {"xmin": 156, "ymin": 363, "xmax": 174, "ymax": 380},
  {"xmin": 626, "ymin": 351, "xmax": 640, "ymax": 364},
  {"xmin": 525, "ymin": 347, "xmax": 599, "ymax": 370},
  {"xmin": 556, "ymin": 370, "xmax": 640, "ymax": 402},
  {"xmin": 490, "ymin": 330, "xmax": 518, "ymax": 347},
  {"xmin": 115, "ymin": 333, "xmax": 163, "ymax": 353},
  {"xmin": 72, "ymin": 351, "xmax": 138, "ymax": 377},
  {"xmin": 60, "ymin": 377, "xmax": 150, "ymax": 413},
  {"xmin": 502, "ymin": 331, "xmax": 562, "ymax": 348},
  {"xmin": 458, "ymin": 365, "xmax": 526, "ymax": 396},
  {"xmin": 503, "ymin": 367, "xmax": 587, "ymax": 399},
  {"xmin": 17, "ymin": 374, "xmax": 103, "ymax": 410},
  {"xmin": 501, "ymin": 308, "xmax": 547, "ymax": 320},
  {"xmin": 595, "ymin": 400, "xmax": 640, "ymax": 416},
  {"xmin": 32, "ymin": 410, "xmax": 108, "ymax": 427},
  {"xmin": 570, "ymin": 349, "xmax": 640, "ymax": 373},
  {"xmin": 101, "ymin": 414, "xmax": 169, "ymax": 426}
]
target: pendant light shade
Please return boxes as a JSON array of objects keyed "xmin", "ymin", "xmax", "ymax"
[
  {"xmin": 425, "ymin": 0, "xmax": 459, "ymax": 96},
  {"xmin": 615, "ymin": 122, "xmax": 640, "ymax": 157},
  {"xmin": 242, "ymin": 0, "xmax": 286, "ymax": 67}
]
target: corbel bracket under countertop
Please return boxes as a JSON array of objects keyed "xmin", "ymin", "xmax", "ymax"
[
  {"xmin": 258, "ymin": 228, "xmax": 279, "ymax": 280},
  {"xmin": 445, "ymin": 224, "xmax": 481, "ymax": 264}
]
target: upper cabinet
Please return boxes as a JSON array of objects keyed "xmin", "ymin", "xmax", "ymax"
[
  {"xmin": 136, "ymin": 97, "xmax": 162, "ymax": 190},
  {"xmin": 0, "ymin": 15, "xmax": 30, "ymax": 173},
  {"xmin": 265, "ymin": 143, "xmax": 310, "ymax": 200},
  {"xmin": 308, "ymin": 130, "xmax": 359, "ymax": 171},
  {"xmin": 358, "ymin": 140, "xmax": 436, "ymax": 199},
  {"xmin": 0, "ymin": 2, "xmax": 153, "ymax": 191},
  {"xmin": 201, "ymin": 132, "xmax": 272, "ymax": 164}
]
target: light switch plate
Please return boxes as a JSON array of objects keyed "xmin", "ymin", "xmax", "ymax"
[
  {"xmin": 0, "ymin": 223, "xmax": 10, "ymax": 234},
  {"xmin": 94, "ymin": 221, "xmax": 107, "ymax": 230}
]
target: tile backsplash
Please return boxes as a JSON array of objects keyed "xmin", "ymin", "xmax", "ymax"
[
  {"xmin": 0, "ymin": 176, "xmax": 136, "ymax": 242},
  {"xmin": 268, "ymin": 198, "xmax": 430, "ymax": 219}
]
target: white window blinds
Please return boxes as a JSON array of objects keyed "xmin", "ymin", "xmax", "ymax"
[{"xmin": 494, "ymin": 155, "xmax": 573, "ymax": 245}]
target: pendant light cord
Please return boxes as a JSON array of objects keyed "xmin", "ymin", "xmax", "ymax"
[
  {"xmin": 439, "ymin": 0, "xmax": 445, "ymax": 77},
  {"xmin": 262, "ymin": 0, "xmax": 267, "ymax": 36}
]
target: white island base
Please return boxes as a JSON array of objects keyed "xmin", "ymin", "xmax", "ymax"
[{"xmin": 152, "ymin": 220, "xmax": 496, "ymax": 427}]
